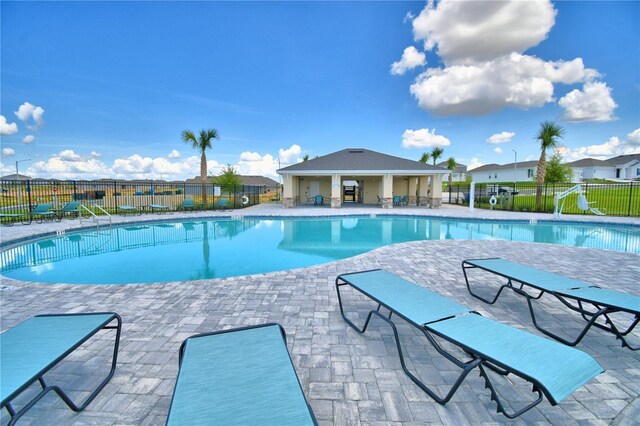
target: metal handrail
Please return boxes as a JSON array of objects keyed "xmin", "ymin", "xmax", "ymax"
[{"xmin": 80, "ymin": 204, "xmax": 112, "ymax": 229}]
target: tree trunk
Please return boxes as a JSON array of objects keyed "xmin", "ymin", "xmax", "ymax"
[
  {"xmin": 535, "ymin": 154, "xmax": 547, "ymax": 211},
  {"xmin": 201, "ymin": 152, "xmax": 208, "ymax": 205}
]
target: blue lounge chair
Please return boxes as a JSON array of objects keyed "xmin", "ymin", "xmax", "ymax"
[
  {"xmin": 215, "ymin": 198, "xmax": 232, "ymax": 210},
  {"xmin": 118, "ymin": 205, "xmax": 141, "ymax": 215},
  {"xmin": 401, "ymin": 195, "xmax": 408, "ymax": 205},
  {"xmin": 30, "ymin": 203, "xmax": 56, "ymax": 223},
  {"xmin": 1, "ymin": 313, "xmax": 122, "ymax": 425},
  {"xmin": 392, "ymin": 195, "xmax": 401, "ymax": 206},
  {"xmin": 57, "ymin": 201, "xmax": 82, "ymax": 220},
  {"xmin": 167, "ymin": 323, "xmax": 316, "ymax": 425},
  {"xmin": 177, "ymin": 199, "xmax": 197, "ymax": 212},
  {"xmin": 336, "ymin": 270, "xmax": 603, "ymax": 418},
  {"xmin": 149, "ymin": 203, "xmax": 170, "ymax": 213},
  {"xmin": 462, "ymin": 258, "xmax": 640, "ymax": 350},
  {"xmin": 314, "ymin": 195, "xmax": 323, "ymax": 206},
  {"xmin": 0, "ymin": 212, "xmax": 30, "ymax": 226}
]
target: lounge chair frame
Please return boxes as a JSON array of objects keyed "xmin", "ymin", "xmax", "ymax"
[
  {"xmin": 336, "ymin": 269, "xmax": 602, "ymax": 419},
  {"xmin": 462, "ymin": 258, "xmax": 639, "ymax": 350},
  {"xmin": 1, "ymin": 313, "xmax": 122, "ymax": 425},
  {"xmin": 168, "ymin": 323, "xmax": 317, "ymax": 425}
]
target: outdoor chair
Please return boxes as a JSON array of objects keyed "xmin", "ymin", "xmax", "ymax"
[
  {"xmin": 166, "ymin": 323, "xmax": 316, "ymax": 425},
  {"xmin": 401, "ymin": 195, "xmax": 408, "ymax": 206},
  {"xmin": 177, "ymin": 199, "xmax": 197, "ymax": 212},
  {"xmin": 57, "ymin": 201, "xmax": 82, "ymax": 220},
  {"xmin": 118, "ymin": 205, "xmax": 141, "ymax": 215},
  {"xmin": 314, "ymin": 195, "xmax": 324, "ymax": 206},
  {"xmin": 392, "ymin": 195, "xmax": 401, "ymax": 206},
  {"xmin": 149, "ymin": 203, "xmax": 170, "ymax": 213},
  {"xmin": 462, "ymin": 258, "xmax": 639, "ymax": 350},
  {"xmin": 1, "ymin": 313, "xmax": 122, "ymax": 425},
  {"xmin": 336, "ymin": 269, "xmax": 603, "ymax": 418},
  {"xmin": 30, "ymin": 203, "xmax": 56, "ymax": 223},
  {"xmin": 0, "ymin": 212, "xmax": 31, "ymax": 226},
  {"xmin": 376, "ymin": 195, "xmax": 382, "ymax": 205},
  {"xmin": 215, "ymin": 198, "xmax": 233, "ymax": 211}
]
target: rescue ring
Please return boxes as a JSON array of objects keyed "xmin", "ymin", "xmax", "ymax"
[
  {"xmin": 489, "ymin": 195, "xmax": 497, "ymax": 206},
  {"xmin": 242, "ymin": 195, "xmax": 250, "ymax": 205}
]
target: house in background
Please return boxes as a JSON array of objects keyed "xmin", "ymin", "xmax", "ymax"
[
  {"xmin": 277, "ymin": 148, "xmax": 448, "ymax": 208},
  {"xmin": 186, "ymin": 174, "xmax": 280, "ymax": 194},
  {"xmin": 435, "ymin": 161, "xmax": 467, "ymax": 182},
  {"xmin": 468, "ymin": 161, "xmax": 538, "ymax": 184},
  {"xmin": 607, "ymin": 154, "xmax": 640, "ymax": 180},
  {"xmin": 565, "ymin": 158, "xmax": 612, "ymax": 181}
]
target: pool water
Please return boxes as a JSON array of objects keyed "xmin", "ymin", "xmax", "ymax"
[{"xmin": 1, "ymin": 216, "xmax": 638, "ymax": 284}]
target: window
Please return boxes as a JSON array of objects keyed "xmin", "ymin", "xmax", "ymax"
[
  {"xmin": 488, "ymin": 175, "xmax": 491, "ymax": 179},
  {"xmin": 494, "ymin": 174, "xmax": 497, "ymax": 179},
  {"xmin": 527, "ymin": 169, "xmax": 534, "ymax": 178},
  {"xmin": 636, "ymin": 168, "xmax": 640, "ymax": 176}
]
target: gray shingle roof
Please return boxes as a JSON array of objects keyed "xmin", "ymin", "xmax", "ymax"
[
  {"xmin": 566, "ymin": 158, "xmax": 610, "ymax": 167},
  {"xmin": 470, "ymin": 161, "xmax": 538, "ymax": 173},
  {"xmin": 605, "ymin": 154, "xmax": 640, "ymax": 166},
  {"xmin": 278, "ymin": 148, "xmax": 447, "ymax": 173}
]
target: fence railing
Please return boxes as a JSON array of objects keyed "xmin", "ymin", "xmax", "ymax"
[
  {"xmin": 443, "ymin": 181, "xmax": 639, "ymax": 217},
  {"xmin": 0, "ymin": 180, "xmax": 280, "ymax": 221}
]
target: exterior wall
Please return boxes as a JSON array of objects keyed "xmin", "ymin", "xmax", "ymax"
[
  {"xmin": 359, "ymin": 176, "xmax": 382, "ymax": 204},
  {"xmin": 582, "ymin": 167, "xmax": 614, "ymax": 180},
  {"xmin": 470, "ymin": 168, "xmax": 536, "ymax": 183},
  {"xmin": 298, "ymin": 177, "xmax": 331, "ymax": 202},
  {"xmin": 627, "ymin": 163, "xmax": 640, "ymax": 179},
  {"xmin": 392, "ymin": 177, "xmax": 410, "ymax": 197}
]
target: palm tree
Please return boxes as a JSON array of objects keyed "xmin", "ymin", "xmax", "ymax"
[
  {"xmin": 430, "ymin": 147, "xmax": 444, "ymax": 165},
  {"xmin": 182, "ymin": 128, "xmax": 220, "ymax": 205},
  {"xmin": 419, "ymin": 152, "xmax": 430, "ymax": 164},
  {"xmin": 446, "ymin": 157, "xmax": 457, "ymax": 187},
  {"xmin": 534, "ymin": 121, "xmax": 564, "ymax": 210}
]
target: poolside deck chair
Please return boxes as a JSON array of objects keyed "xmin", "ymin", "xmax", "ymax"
[
  {"xmin": 392, "ymin": 195, "xmax": 401, "ymax": 206},
  {"xmin": 0, "ymin": 212, "xmax": 31, "ymax": 226},
  {"xmin": 57, "ymin": 201, "xmax": 82, "ymax": 220},
  {"xmin": 167, "ymin": 323, "xmax": 316, "ymax": 425},
  {"xmin": 149, "ymin": 203, "xmax": 170, "ymax": 213},
  {"xmin": 314, "ymin": 195, "xmax": 324, "ymax": 206},
  {"xmin": 118, "ymin": 205, "xmax": 141, "ymax": 215},
  {"xmin": 336, "ymin": 269, "xmax": 603, "ymax": 418},
  {"xmin": 1, "ymin": 313, "xmax": 121, "ymax": 425},
  {"xmin": 215, "ymin": 198, "xmax": 232, "ymax": 211},
  {"xmin": 462, "ymin": 258, "xmax": 640, "ymax": 350},
  {"xmin": 177, "ymin": 199, "xmax": 197, "ymax": 212},
  {"xmin": 401, "ymin": 195, "xmax": 408, "ymax": 206},
  {"xmin": 30, "ymin": 203, "xmax": 56, "ymax": 223}
]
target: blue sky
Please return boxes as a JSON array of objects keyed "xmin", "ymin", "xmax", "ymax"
[{"xmin": 1, "ymin": 0, "xmax": 639, "ymax": 181}]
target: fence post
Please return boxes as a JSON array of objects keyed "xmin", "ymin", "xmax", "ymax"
[
  {"xmin": 27, "ymin": 180, "xmax": 32, "ymax": 208},
  {"xmin": 629, "ymin": 182, "xmax": 634, "ymax": 217}
]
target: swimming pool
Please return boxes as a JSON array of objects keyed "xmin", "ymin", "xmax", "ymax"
[{"xmin": 1, "ymin": 216, "xmax": 639, "ymax": 284}]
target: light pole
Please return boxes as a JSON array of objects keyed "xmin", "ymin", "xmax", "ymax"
[
  {"xmin": 15, "ymin": 158, "xmax": 31, "ymax": 206},
  {"xmin": 512, "ymin": 149, "xmax": 517, "ymax": 192}
]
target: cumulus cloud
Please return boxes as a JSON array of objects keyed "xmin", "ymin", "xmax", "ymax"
[
  {"xmin": 15, "ymin": 102, "xmax": 45, "ymax": 129},
  {"xmin": 466, "ymin": 157, "xmax": 484, "ymax": 170},
  {"xmin": 628, "ymin": 128, "xmax": 640, "ymax": 145},
  {"xmin": 412, "ymin": 0, "xmax": 556, "ymax": 65},
  {"xmin": 90, "ymin": 151, "xmax": 101, "ymax": 158},
  {"xmin": 168, "ymin": 149, "xmax": 180, "ymax": 159},
  {"xmin": 57, "ymin": 149, "xmax": 83, "ymax": 162},
  {"xmin": 557, "ymin": 136, "xmax": 640, "ymax": 162},
  {"xmin": 23, "ymin": 135, "xmax": 35, "ymax": 144},
  {"xmin": 494, "ymin": 147, "xmax": 503, "ymax": 154},
  {"xmin": 558, "ymin": 82, "xmax": 617, "ymax": 122},
  {"xmin": 401, "ymin": 128, "xmax": 451, "ymax": 148},
  {"xmin": 487, "ymin": 131, "xmax": 515, "ymax": 144},
  {"xmin": 238, "ymin": 151, "xmax": 278, "ymax": 178},
  {"xmin": 2, "ymin": 148, "xmax": 16, "ymax": 157},
  {"xmin": 410, "ymin": 54, "xmax": 598, "ymax": 116},
  {"xmin": 390, "ymin": 46, "xmax": 427, "ymax": 75},
  {"xmin": 0, "ymin": 115, "xmax": 18, "ymax": 135},
  {"xmin": 278, "ymin": 144, "xmax": 302, "ymax": 165}
]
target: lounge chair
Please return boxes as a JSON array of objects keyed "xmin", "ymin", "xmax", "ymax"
[
  {"xmin": 1, "ymin": 313, "xmax": 122, "ymax": 425},
  {"xmin": 314, "ymin": 195, "xmax": 324, "ymax": 206},
  {"xmin": 392, "ymin": 195, "xmax": 401, "ymax": 206},
  {"xmin": 30, "ymin": 203, "xmax": 56, "ymax": 223},
  {"xmin": 177, "ymin": 199, "xmax": 198, "ymax": 212},
  {"xmin": 0, "ymin": 212, "xmax": 30, "ymax": 226},
  {"xmin": 118, "ymin": 205, "xmax": 141, "ymax": 215},
  {"xmin": 166, "ymin": 323, "xmax": 316, "ymax": 425},
  {"xmin": 149, "ymin": 203, "xmax": 170, "ymax": 213},
  {"xmin": 401, "ymin": 195, "xmax": 408, "ymax": 206},
  {"xmin": 215, "ymin": 198, "xmax": 232, "ymax": 211},
  {"xmin": 336, "ymin": 269, "xmax": 603, "ymax": 418},
  {"xmin": 462, "ymin": 258, "xmax": 639, "ymax": 350},
  {"xmin": 57, "ymin": 201, "xmax": 82, "ymax": 220}
]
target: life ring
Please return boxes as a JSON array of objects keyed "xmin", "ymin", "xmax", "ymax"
[
  {"xmin": 489, "ymin": 195, "xmax": 497, "ymax": 206},
  {"xmin": 242, "ymin": 195, "xmax": 250, "ymax": 205}
]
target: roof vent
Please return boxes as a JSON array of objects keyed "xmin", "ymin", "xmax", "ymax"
[{"xmin": 348, "ymin": 150, "xmax": 364, "ymax": 153}]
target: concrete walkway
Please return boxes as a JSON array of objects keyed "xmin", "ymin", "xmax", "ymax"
[{"xmin": 1, "ymin": 204, "xmax": 638, "ymax": 425}]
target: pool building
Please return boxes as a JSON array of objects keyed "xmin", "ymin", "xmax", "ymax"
[{"xmin": 277, "ymin": 148, "xmax": 449, "ymax": 208}]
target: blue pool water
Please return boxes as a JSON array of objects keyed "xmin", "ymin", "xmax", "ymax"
[{"xmin": 1, "ymin": 216, "xmax": 638, "ymax": 284}]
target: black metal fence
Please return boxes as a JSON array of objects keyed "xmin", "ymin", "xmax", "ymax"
[
  {"xmin": 0, "ymin": 180, "xmax": 279, "ymax": 218},
  {"xmin": 443, "ymin": 181, "xmax": 640, "ymax": 217}
]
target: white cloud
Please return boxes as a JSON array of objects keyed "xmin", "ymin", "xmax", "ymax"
[
  {"xmin": 90, "ymin": 151, "xmax": 101, "ymax": 158},
  {"xmin": 412, "ymin": 0, "xmax": 556, "ymax": 65},
  {"xmin": 2, "ymin": 148, "xmax": 16, "ymax": 157},
  {"xmin": 558, "ymin": 82, "xmax": 617, "ymax": 122},
  {"xmin": 487, "ymin": 131, "xmax": 515, "ymax": 144},
  {"xmin": 401, "ymin": 128, "xmax": 451, "ymax": 148},
  {"xmin": 15, "ymin": 102, "xmax": 45, "ymax": 129},
  {"xmin": 557, "ymin": 136, "xmax": 640, "ymax": 162},
  {"xmin": 238, "ymin": 151, "xmax": 279, "ymax": 178},
  {"xmin": 628, "ymin": 128, "xmax": 640, "ymax": 145},
  {"xmin": 0, "ymin": 115, "xmax": 18, "ymax": 135},
  {"xmin": 278, "ymin": 144, "xmax": 302, "ymax": 165},
  {"xmin": 57, "ymin": 149, "xmax": 83, "ymax": 162},
  {"xmin": 390, "ymin": 46, "xmax": 427, "ymax": 75},
  {"xmin": 493, "ymin": 147, "xmax": 503, "ymax": 154},
  {"xmin": 23, "ymin": 135, "xmax": 35, "ymax": 144},
  {"xmin": 410, "ymin": 54, "xmax": 598, "ymax": 116},
  {"xmin": 466, "ymin": 157, "xmax": 484, "ymax": 170},
  {"xmin": 168, "ymin": 149, "xmax": 181, "ymax": 159}
]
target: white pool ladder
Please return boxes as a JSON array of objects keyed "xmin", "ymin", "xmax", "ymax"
[{"xmin": 80, "ymin": 204, "xmax": 112, "ymax": 229}]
